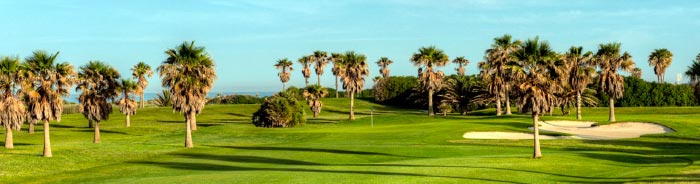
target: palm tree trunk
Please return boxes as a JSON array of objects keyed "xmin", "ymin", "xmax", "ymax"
[
  {"xmin": 349, "ymin": 91, "xmax": 355, "ymax": 120},
  {"xmin": 505, "ymin": 91, "xmax": 512, "ymax": 115},
  {"xmin": 317, "ymin": 74, "xmax": 321, "ymax": 86},
  {"xmin": 305, "ymin": 77, "xmax": 309, "ymax": 87},
  {"xmin": 88, "ymin": 120, "xmax": 93, "ymax": 128},
  {"xmin": 185, "ymin": 114, "xmax": 193, "ymax": 148},
  {"xmin": 190, "ymin": 111, "xmax": 197, "ymax": 131},
  {"xmin": 282, "ymin": 82, "xmax": 286, "ymax": 91},
  {"xmin": 28, "ymin": 121, "xmax": 34, "ymax": 134},
  {"xmin": 533, "ymin": 113, "xmax": 542, "ymax": 158},
  {"xmin": 43, "ymin": 120, "xmax": 52, "ymax": 157},
  {"xmin": 94, "ymin": 122, "xmax": 101, "ymax": 144},
  {"xmin": 140, "ymin": 93, "xmax": 145, "ymax": 108},
  {"xmin": 428, "ymin": 89, "xmax": 434, "ymax": 116},
  {"xmin": 5, "ymin": 128, "xmax": 13, "ymax": 149},
  {"xmin": 335, "ymin": 76, "xmax": 339, "ymax": 98},
  {"xmin": 495, "ymin": 95, "xmax": 502, "ymax": 116},
  {"xmin": 126, "ymin": 115, "xmax": 131, "ymax": 127},
  {"xmin": 576, "ymin": 91, "xmax": 582, "ymax": 120},
  {"xmin": 609, "ymin": 98, "xmax": 616, "ymax": 122}
]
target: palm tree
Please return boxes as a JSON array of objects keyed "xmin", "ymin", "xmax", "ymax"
[
  {"xmin": 274, "ymin": 58, "xmax": 293, "ymax": 91},
  {"xmin": 131, "ymin": 62, "xmax": 153, "ymax": 108},
  {"xmin": 24, "ymin": 50, "xmax": 76, "ymax": 157},
  {"xmin": 311, "ymin": 50, "xmax": 329, "ymax": 86},
  {"xmin": 158, "ymin": 41, "xmax": 217, "ymax": 148},
  {"xmin": 303, "ymin": 84, "xmax": 328, "ymax": 117},
  {"xmin": 330, "ymin": 53, "xmax": 344, "ymax": 98},
  {"xmin": 595, "ymin": 43, "xmax": 636, "ymax": 122},
  {"xmin": 441, "ymin": 75, "xmax": 488, "ymax": 115},
  {"xmin": 686, "ymin": 53, "xmax": 700, "ymax": 100},
  {"xmin": 452, "ymin": 57, "xmax": 470, "ymax": 76},
  {"xmin": 0, "ymin": 56, "xmax": 26, "ymax": 149},
  {"xmin": 562, "ymin": 46, "xmax": 596, "ymax": 120},
  {"xmin": 77, "ymin": 61, "xmax": 120, "ymax": 144},
  {"xmin": 376, "ymin": 57, "xmax": 393, "ymax": 79},
  {"xmin": 154, "ymin": 89, "xmax": 172, "ymax": 107},
  {"xmin": 298, "ymin": 55, "xmax": 312, "ymax": 87},
  {"xmin": 648, "ymin": 48, "xmax": 673, "ymax": 83},
  {"xmin": 410, "ymin": 46, "xmax": 449, "ymax": 116},
  {"xmin": 632, "ymin": 68, "xmax": 643, "ymax": 79},
  {"xmin": 118, "ymin": 79, "xmax": 138, "ymax": 127},
  {"xmin": 341, "ymin": 51, "xmax": 369, "ymax": 120},
  {"xmin": 511, "ymin": 37, "xmax": 560, "ymax": 158},
  {"xmin": 484, "ymin": 34, "xmax": 521, "ymax": 116}
]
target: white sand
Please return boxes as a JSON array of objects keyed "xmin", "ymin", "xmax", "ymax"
[{"xmin": 463, "ymin": 120, "xmax": 674, "ymax": 140}]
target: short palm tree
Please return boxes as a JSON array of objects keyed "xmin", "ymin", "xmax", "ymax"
[
  {"xmin": 298, "ymin": 55, "xmax": 313, "ymax": 87},
  {"xmin": 648, "ymin": 48, "xmax": 673, "ymax": 83},
  {"xmin": 118, "ymin": 79, "xmax": 139, "ymax": 127},
  {"xmin": 330, "ymin": 53, "xmax": 344, "ymax": 98},
  {"xmin": 562, "ymin": 46, "xmax": 596, "ymax": 120},
  {"xmin": 311, "ymin": 50, "xmax": 329, "ymax": 86},
  {"xmin": 303, "ymin": 84, "xmax": 328, "ymax": 117},
  {"xmin": 511, "ymin": 37, "xmax": 560, "ymax": 158},
  {"xmin": 484, "ymin": 34, "xmax": 521, "ymax": 116},
  {"xmin": 410, "ymin": 46, "xmax": 449, "ymax": 116},
  {"xmin": 0, "ymin": 56, "xmax": 26, "ymax": 149},
  {"xmin": 595, "ymin": 43, "xmax": 636, "ymax": 122},
  {"xmin": 274, "ymin": 58, "xmax": 293, "ymax": 91},
  {"xmin": 376, "ymin": 57, "xmax": 393, "ymax": 79},
  {"xmin": 341, "ymin": 51, "xmax": 369, "ymax": 120},
  {"xmin": 632, "ymin": 68, "xmax": 643, "ymax": 79},
  {"xmin": 452, "ymin": 56, "xmax": 470, "ymax": 76},
  {"xmin": 24, "ymin": 50, "xmax": 76, "ymax": 157},
  {"xmin": 77, "ymin": 61, "xmax": 121, "ymax": 144},
  {"xmin": 440, "ymin": 75, "xmax": 488, "ymax": 115},
  {"xmin": 158, "ymin": 41, "xmax": 217, "ymax": 148},
  {"xmin": 131, "ymin": 62, "xmax": 153, "ymax": 108}
]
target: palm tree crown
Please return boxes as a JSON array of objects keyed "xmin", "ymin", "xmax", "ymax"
[
  {"xmin": 411, "ymin": 46, "xmax": 449, "ymax": 116},
  {"xmin": 376, "ymin": 57, "xmax": 393, "ymax": 79},
  {"xmin": 648, "ymin": 48, "xmax": 673, "ymax": 83},
  {"xmin": 303, "ymin": 84, "xmax": 328, "ymax": 118},
  {"xmin": 274, "ymin": 58, "xmax": 294, "ymax": 90},
  {"xmin": 452, "ymin": 56, "xmax": 470, "ymax": 76}
]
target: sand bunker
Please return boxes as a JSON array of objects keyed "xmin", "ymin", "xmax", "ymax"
[{"xmin": 463, "ymin": 120, "xmax": 675, "ymax": 140}]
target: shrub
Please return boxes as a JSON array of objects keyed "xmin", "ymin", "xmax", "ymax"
[
  {"xmin": 251, "ymin": 91, "xmax": 305, "ymax": 128},
  {"xmin": 373, "ymin": 76, "xmax": 419, "ymax": 107},
  {"xmin": 596, "ymin": 77, "xmax": 698, "ymax": 107},
  {"xmin": 207, "ymin": 94, "xmax": 263, "ymax": 104}
]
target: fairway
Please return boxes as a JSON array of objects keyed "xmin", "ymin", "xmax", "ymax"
[{"xmin": 1, "ymin": 98, "xmax": 699, "ymax": 183}]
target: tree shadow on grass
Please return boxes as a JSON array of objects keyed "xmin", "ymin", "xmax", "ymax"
[
  {"xmin": 210, "ymin": 145, "xmax": 425, "ymax": 158},
  {"xmin": 132, "ymin": 161, "xmax": 526, "ymax": 184},
  {"xmin": 0, "ymin": 142, "xmax": 34, "ymax": 146},
  {"xmin": 72, "ymin": 129, "xmax": 128, "ymax": 135},
  {"xmin": 51, "ymin": 124, "xmax": 79, "ymax": 128}
]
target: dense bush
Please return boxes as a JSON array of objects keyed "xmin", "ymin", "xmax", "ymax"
[
  {"xmin": 251, "ymin": 91, "xmax": 306, "ymax": 128},
  {"xmin": 597, "ymin": 77, "xmax": 698, "ymax": 107},
  {"xmin": 373, "ymin": 76, "xmax": 419, "ymax": 107},
  {"xmin": 207, "ymin": 94, "xmax": 263, "ymax": 104}
]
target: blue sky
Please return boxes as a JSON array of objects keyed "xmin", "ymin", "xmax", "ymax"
[{"xmin": 2, "ymin": 0, "xmax": 699, "ymax": 93}]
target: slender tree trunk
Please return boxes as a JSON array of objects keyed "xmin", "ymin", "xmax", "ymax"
[
  {"xmin": 317, "ymin": 74, "xmax": 321, "ymax": 86},
  {"xmin": 126, "ymin": 115, "xmax": 131, "ymax": 127},
  {"xmin": 335, "ymin": 76, "xmax": 339, "ymax": 98},
  {"xmin": 5, "ymin": 128, "xmax": 13, "ymax": 149},
  {"xmin": 495, "ymin": 95, "xmax": 502, "ymax": 116},
  {"xmin": 533, "ymin": 113, "xmax": 542, "ymax": 158},
  {"xmin": 28, "ymin": 121, "xmax": 34, "ymax": 134},
  {"xmin": 505, "ymin": 91, "xmax": 512, "ymax": 115},
  {"xmin": 88, "ymin": 120, "xmax": 93, "ymax": 128},
  {"xmin": 549, "ymin": 105, "xmax": 554, "ymax": 116},
  {"xmin": 576, "ymin": 91, "xmax": 582, "ymax": 120},
  {"xmin": 428, "ymin": 89, "xmax": 434, "ymax": 116},
  {"xmin": 43, "ymin": 120, "xmax": 51, "ymax": 157},
  {"xmin": 185, "ymin": 114, "xmax": 193, "ymax": 148},
  {"xmin": 349, "ymin": 91, "xmax": 355, "ymax": 120},
  {"xmin": 282, "ymin": 82, "xmax": 286, "ymax": 91},
  {"xmin": 94, "ymin": 122, "xmax": 101, "ymax": 144},
  {"xmin": 140, "ymin": 93, "xmax": 145, "ymax": 108},
  {"xmin": 190, "ymin": 111, "xmax": 197, "ymax": 131},
  {"xmin": 609, "ymin": 98, "xmax": 616, "ymax": 122},
  {"xmin": 305, "ymin": 77, "xmax": 309, "ymax": 87}
]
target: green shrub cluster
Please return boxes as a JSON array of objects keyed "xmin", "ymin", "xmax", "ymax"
[
  {"xmin": 597, "ymin": 77, "xmax": 698, "ymax": 107},
  {"xmin": 251, "ymin": 91, "xmax": 306, "ymax": 128},
  {"xmin": 207, "ymin": 94, "xmax": 263, "ymax": 104},
  {"xmin": 373, "ymin": 76, "xmax": 419, "ymax": 107}
]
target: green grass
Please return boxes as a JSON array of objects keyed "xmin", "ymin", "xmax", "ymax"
[{"xmin": 1, "ymin": 98, "xmax": 699, "ymax": 183}]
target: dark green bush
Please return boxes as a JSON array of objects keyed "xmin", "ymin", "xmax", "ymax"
[
  {"xmin": 251, "ymin": 91, "xmax": 305, "ymax": 128},
  {"xmin": 207, "ymin": 94, "xmax": 263, "ymax": 104},
  {"xmin": 597, "ymin": 77, "xmax": 698, "ymax": 107},
  {"xmin": 373, "ymin": 76, "xmax": 419, "ymax": 107}
]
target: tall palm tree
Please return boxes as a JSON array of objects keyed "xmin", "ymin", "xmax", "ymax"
[
  {"xmin": 24, "ymin": 50, "xmax": 76, "ymax": 157},
  {"xmin": 274, "ymin": 58, "xmax": 293, "ymax": 91},
  {"xmin": 376, "ymin": 57, "xmax": 393, "ymax": 79},
  {"xmin": 686, "ymin": 53, "xmax": 700, "ymax": 100},
  {"xmin": 341, "ymin": 51, "xmax": 369, "ymax": 120},
  {"xmin": 311, "ymin": 50, "xmax": 329, "ymax": 86},
  {"xmin": 511, "ymin": 37, "xmax": 560, "ymax": 158},
  {"xmin": 131, "ymin": 62, "xmax": 153, "ymax": 108},
  {"xmin": 117, "ymin": 79, "xmax": 138, "ymax": 127},
  {"xmin": 330, "ymin": 53, "xmax": 344, "ymax": 98},
  {"xmin": 303, "ymin": 84, "xmax": 328, "ymax": 117},
  {"xmin": 298, "ymin": 55, "xmax": 312, "ymax": 87},
  {"xmin": 595, "ymin": 43, "xmax": 636, "ymax": 122},
  {"xmin": 648, "ymin": 48, "xmax": 673, "ymax": 83},
  {"xmin": 562, "ymin": 46, "xmax": 596, "ymax": 120},
  {"xmin": 77, "ymin": 61, "xmax": 120, "ymax": 144},
  {"xmin": 158, "ymin": 41, "xmax": 216, "ymax": 148},
  {"xmin": 484, "ymin": 34, "xmax": 521, "ymax": 116},
  {"xmin": 0, "ymin": 56, "xmax": 26, "ymax": 149},
  {"xmin": 452, "ymin": 56, "xmax": 470, "ymax": 76},
  {"xmin": 410, "ymin": 46, "xmax": 449, "ymax": 116}
]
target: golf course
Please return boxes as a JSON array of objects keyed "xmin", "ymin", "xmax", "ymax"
[{"xmin": 1, "ymin": 99, "xmax": 698, "ymax": 183}]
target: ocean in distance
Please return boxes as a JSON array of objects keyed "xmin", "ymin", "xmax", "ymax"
[{"xmin": 64, "ymin": 92, "xmax": 276, "ymax": 103}]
